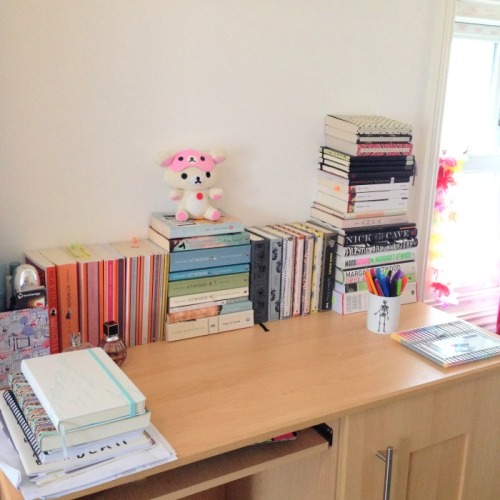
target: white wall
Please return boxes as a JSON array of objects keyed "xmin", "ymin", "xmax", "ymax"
[{"xmin": 1, "ymin": 0, "xmax": 445, "ymax": 268}]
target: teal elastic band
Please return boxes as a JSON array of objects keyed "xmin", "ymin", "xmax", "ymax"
[{"xmin": 87, "ymin": 349, "xmax": 136, "ymax": 417}]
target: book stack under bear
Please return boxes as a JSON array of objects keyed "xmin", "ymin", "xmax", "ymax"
[{"xmin": 148, "ymin": 213, "xmax": 255, "ymax": 341}]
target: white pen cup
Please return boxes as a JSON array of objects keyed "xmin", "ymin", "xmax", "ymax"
[{"xmin": 366, "ymin": 292, "xmax": 402, "ymax": 334}]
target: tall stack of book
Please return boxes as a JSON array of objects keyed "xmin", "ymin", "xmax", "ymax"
[
  {"xmin": 310, "ymin": 114, "xmax": 419, "ymax": 314},
  {"xmin": 148, "ymin": 213, "xmax": 254, "ymax": 341},
  {"xmin": 0, "ymin": 347, "xmax": 176, "ymax": 488}
]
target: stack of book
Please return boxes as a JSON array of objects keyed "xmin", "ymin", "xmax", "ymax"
[
  {"xmin": 148, "ymin": 213, "xmax": 254, "ymax": 341},
  {"xmin": 0, "ymin": 347, "xmax": 175, "ymax": 492},
  {"xmin": 247, "ymin": 221, "xmax": 337, "ymax": 321},
  {"xmin": 26, "ymin": 239, "xmax": 169, "ymax": 352},
  {"xmin": 310, "ymin": 114, "xmax": 419, "ymax": 314}
]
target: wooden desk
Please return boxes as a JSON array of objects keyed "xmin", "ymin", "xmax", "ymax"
[{"xmin": 1, "ymin": 303, "xmax": 499, "ymax": 499}]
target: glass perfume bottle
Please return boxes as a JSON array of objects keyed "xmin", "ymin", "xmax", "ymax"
[
  {"xmin": 99, "ymin": 321, "xmax": 127, "ymax": 366},
  {"xmin": 64, "ymin": 332, "xmax": 93, "ymax": 351}
]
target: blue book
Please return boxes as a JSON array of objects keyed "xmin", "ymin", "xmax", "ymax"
[
  {"xmin": 168, "ymin": 264, "xmax": 250, "ymax": 282},
  {"xmin": 168, "ymin": 244, "xmax": 251, "ymax": 272}
]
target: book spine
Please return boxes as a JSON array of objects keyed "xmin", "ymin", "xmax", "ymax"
[
  {"xmin": 337, "ymin": 238, "xmax": 418, "ymax": 256},
  {"xmin": 151, "ymin": 229, "xmax": 251, "ymax": 252},
  {"xmin": 274, "ymin": 226, "xmax": 303, "ymax": 317},
  {"xmin": 169, "ymin": 244, "xmax": 252, "ymax": 272},
  {"xmin": 168, "ymin": 263, "xmax": 250, "ymax": 282},
  {"xmin": 168, "ymin": 286, "xmax": 249, "ymax": 308},
  {"xmin": 167, "ymin": 299, "xmax": 253, "ymax": 324},
  {"xmin": 249, "ymin": 237, "xmax": 270, "ymax": 324},
  {"xmin": 86, "ymin": 261, "xmax": 101, "ymax": 348},
  {"xmin": 319, "ymin": 233, "xmax": 336, "ymax": 311},
  {"xmin": 166, "ymin": 309, "xmax": 254, "ymax": 342},
  {"xmin": 336, "ymin": 248, "xmax": 417, "ymax": 270},
  {"xmin": 335, "ymin": 261, "xmax": 417, "ymax": 284},
  {"xmin": 264, "ymin": 228, "xmax": 294, "ymax": 320},
  {"xmin": 168, "ymin": 296, "xmax": 249, "ymax": 314},
  {"xmin": 317, "ymin": 184, "xmax": 409, "ymax": 202},
  {"xmin": 151, "ymin": 214, "xmax": 244, "ymax": 239},
  {"xmin": 316, "ymin": 191, "xmax": 408, "ymax": 213},
  {"xmin": 342, "ymin": 227, "xmax": 418, "ymax": 245},
  {"xmin": 310, "ymin": 206, "xmax": 409, "ymax": 229},
  {"xmin": 24, "ymin": 255, "xmax": 60, "ymax": 354},
  {"xmin": 55, "ymin": 263, "xmax": 80, "ymax": 351},
  {"xmin": 291, "ymin": 223, "xmax": 323, "ymax": 314},
  {"xmin": 168, "ymin": 272, "xmax": 250, "ymax": 297}
]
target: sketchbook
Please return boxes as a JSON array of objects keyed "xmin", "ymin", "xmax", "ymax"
[{"xmin": 390, "ymin": 320, "xmax": 500, "ymax": 367}]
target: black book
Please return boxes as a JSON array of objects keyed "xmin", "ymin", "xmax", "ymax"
[
  {"xmin": 320, "ymin": 164, "xmax": 413, "ymax": 182},
  {"xmin": 337, "ymin": 223, "xmax": 418, "ymax": 246},
  {"xmin": 320, "ymin": 146, "xmax": 414, "ymax": 164}
]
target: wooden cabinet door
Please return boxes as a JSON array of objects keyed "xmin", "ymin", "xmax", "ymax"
[{"xmin": 336, "ymin": 372, "xmax": 500, "ymax": 500}]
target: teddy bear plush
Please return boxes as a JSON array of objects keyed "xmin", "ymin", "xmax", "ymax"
[{"xmin": 156, "ymin": 149, "xmax": 226, "ymax": 222}]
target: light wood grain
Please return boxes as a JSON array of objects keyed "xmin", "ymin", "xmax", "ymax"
[{"xmin": 1, "ymin": 303, "xmax": 499, "ymax": 499}]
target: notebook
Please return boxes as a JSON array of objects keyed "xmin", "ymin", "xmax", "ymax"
[
  {"xmin": 21, "ymin": 347, "xmax": 147, "ymax": 433},
  {"xmin": 390, "ymin": 319, "xmax": 500, "ymax": 367}
]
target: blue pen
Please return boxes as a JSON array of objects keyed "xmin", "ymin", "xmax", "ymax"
[{"xmin": 376, "ymin": 268, "xmax": 389, "ymax": 297}]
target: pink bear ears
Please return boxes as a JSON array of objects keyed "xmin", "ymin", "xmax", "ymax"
[{"xmin": 155, "ymin": 149, "xmax": 226, "ymax": 172}]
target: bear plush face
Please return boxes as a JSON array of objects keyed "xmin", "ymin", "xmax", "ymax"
[{"xmin": 163, "ymin": 151, "xmax": 219, "ymax": 191}]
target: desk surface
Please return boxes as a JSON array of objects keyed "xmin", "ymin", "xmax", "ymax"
[
  {"xmin": 2, "ymin": 303, "xmax": 500, "ymax": 498},
  {"xmin": 123, "ymin": 302, "xmax": 500, "ymax": 466}
]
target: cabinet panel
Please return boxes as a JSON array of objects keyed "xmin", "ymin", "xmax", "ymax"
[{"xmin": 336, "ymin": 372, "xmax": 500, "ymax": 500}]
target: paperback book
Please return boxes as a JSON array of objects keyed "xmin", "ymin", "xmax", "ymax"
[{"xmin": 150, "ymin": 212, "xmax": 245, "ymax": 239}]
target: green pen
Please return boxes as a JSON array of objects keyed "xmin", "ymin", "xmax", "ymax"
[{"xmin": 396, "ymin": 278, "xmax": 402, "ymax": 296}]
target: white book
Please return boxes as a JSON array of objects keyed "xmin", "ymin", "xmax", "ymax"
[
  {"xmin": 21, "ymin": 348, "xmax": 147, "ymax": 433},
  {"xmin": 166, "ymin": 309, "xmax": 254, "ymax": 341}
]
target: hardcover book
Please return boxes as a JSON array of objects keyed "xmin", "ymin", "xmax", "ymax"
[
  {"xmin": 324, "ymin": 135, "xmax": 413, "ymax": 157},
  {"xmin": 21, "ymin": 347, "xmax": 148, "ymax": 433},
  {"xmin": 334, "ymin": 260, "xmax": 417, "ymax": 285},
  {"xmin": 336, "ymin": 238, "xmax": 418, "ymax": 257},
  {"xmin": 262, "ymin": 226, "xmax": 295, "ymax": 320},
  {"xmin": 310, "ymin": 205, "xmax": 409, "ymax": 230},
  {"xmin": 315, "ymin": 191, "xmax": 408, "ymax": 214},
  {"xmin": 4, "ymin": 371, "xmax": 151, "ymax": 454},
  {"xmin": 23, "ymin": 250, "xmax": 60, "ymax": 354},
  {"xmin": 320, "ymin": 146, "xmax": 414, "ymax": 165},
  {"xmin": 324, "ymin": 124, "xmax": 412, "ymax": 143},
  {"xmin": 319, "ymin": 163, "xmax": 413, "ymax": 182},
  {"xmin": 335, "ymin": 247, "xmax": 417, "ymax": 270},
  {"xmin": 325, "ymin": 114, "xmax": 413, "ymax": 136},
  {"xmin": 37, "ymin": 247, "xmax": 80, "ymax": 352},
  {"xmin": 336, "ymin": 223, "xmax": 418, "ymax": 246},
  {"xmin": 248, "ymin": 233, "xmax": 270, "ymax": 324},
  {"xmin": 246, "ymin": 227, "xmax": 283, "ymax": 321},
  {"xmin": 150, "ymin": 212, "xmax": 245, "ymax": 239},
  {"xmin": 390, "ymin": 320, "xmax": 500, "ymax": 367},
  {"xmin": 301, "ymin": 221, "xmax": 337, "ymax": 311}
]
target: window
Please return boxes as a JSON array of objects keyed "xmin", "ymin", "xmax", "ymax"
[{"xmin": 428, "ymin": 24, "xmax": 500, "ymax": 332}]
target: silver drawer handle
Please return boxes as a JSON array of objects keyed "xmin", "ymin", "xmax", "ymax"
[{"xmin": 376, "ymin": 446, "xmax": 394, "ymax": 500}]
